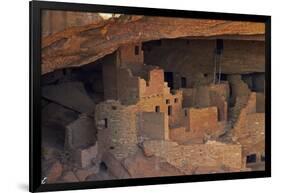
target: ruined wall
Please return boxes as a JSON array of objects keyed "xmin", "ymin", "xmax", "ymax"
[
  {"xmin": 181, "ymin": 88, "xmax": 194, "ymax": 108},
  {"xmin": 139, "ymin": 68, "xmax": 165, "ymax": 97},
  {"xmin": 95, "ymin": 101, "xmax": 138, "ymax": 160},
  {"xmin": 136, "ymin": 112, "xmax": 169, "ymax": 140},
  {"xmin": 117, "ymin": 68, "xmax": 140, "ymax": 105},
  {"xmin": 170, "ymin": 106, "xmax": 223, "ymax": 144},
  {"xmin": 181, "ymin": 82, "xmax": 229, "ymax": 111},
  {"xmin": 209, "ymin": 83, "xmax": 229, "ymax": 121},
  {"xmin": 209, "ymin": 82, "xmax": 230, "ymax": 99},
  {"xmin": 188, "ymin": 107, "xmax": 220, "ymax": 136},
  {"xmin": 111, "ymin": 46, "xmax": 169, "ymax": 105},
  {"xmin": 232, "ymin": 92, "xmax": 265, "ymax": 163},
  {"xmin": 193, "ymin": 86, "xmax": 211, "ymax": 108},
  {"xmin": 142, "ymin": 140, "xmax": 244, "ymax": 173},
  {"xmin": 137, "ymin": 90, "xmax": 184, "ymax": 128},
  {"xmin": 210, "ymin": 92, "xmax": 228, "ymax": 121},
  {"xmin": 117, "ymin": 43, "xmax": 144, "ymax": 74},
  {"xmin": 228, "ymin": 75, "xmax": 251, "ymax": 106}
]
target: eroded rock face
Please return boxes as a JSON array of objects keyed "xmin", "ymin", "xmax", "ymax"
[
  {"xmin": 41, "ymin": 15, "xmax": 265, "ymax": 74},
  {"xmin": 42, "ymin": 11, "xmax": 104, "ymax": 37},
  {"xmin": 42, "ymin": 81, "xmax": 96, "ymax": 113}
]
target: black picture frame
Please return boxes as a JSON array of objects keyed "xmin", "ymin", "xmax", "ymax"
[{"xmin": 29, "ymin": 1, "xmax": 271, "ymax": 192}]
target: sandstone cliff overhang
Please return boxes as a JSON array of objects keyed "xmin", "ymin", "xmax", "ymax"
[{"xmin": 42, "ymin": 15, "xmax": 265, "ymax": 74}]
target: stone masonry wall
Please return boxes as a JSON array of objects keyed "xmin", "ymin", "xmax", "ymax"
[
  {"xmin": 117, "ymin": 43, "xmax": 144, "ymax": 74},
  {"xmin": 181, "ymin": 82, "xmax": 229, "ymax": 119},
  {"xmin": 95, "ymin": 101, "xmax": 138, "ymax": 160},
  {"xmin": 210, "ymin": 92, "xmax": 228, "ymax": 122},
  {"xmin": 117, "ymin": 68, "xmax": 140, "ymax": 105},
  {"xmin": 188, "ymin": 107, "xmax": 219, "ymax": 135},
  {"xmin": 139, "ymin": 68, "xmax": 165, "ymax": 97},
  {"xmin": 227, "ymin": 74, "xmax": 250, "ymax": 105},
  {"xmin": 136, "ymin": 112, "xmax": 169, "ymax": 141},
  {"xmin": 137, "ymin": 90, "xmax": 184, "ymax": 128},
  {"xmin": 170, "ymin": 106, "xmax": 223, "ymax": 143},
  {"xmin": 144, "ymin": 39, "xmax": 265, "ymax": 77},
  {"xmin": 142, "ymin": 140, "xmax": 244, "ymax": 173},
  {"xmin": 231, "ymin": 92, "xmax": 265, "ymax": 164}
]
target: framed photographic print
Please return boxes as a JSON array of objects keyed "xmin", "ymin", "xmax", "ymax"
[{"xmin": 29, "ymin": 0, "xmax": 271, "ymax": 192}]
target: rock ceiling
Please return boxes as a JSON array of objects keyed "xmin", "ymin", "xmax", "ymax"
[{"xmin": 42, "ymin": 15, "xmax": 265, "ymax": 74}]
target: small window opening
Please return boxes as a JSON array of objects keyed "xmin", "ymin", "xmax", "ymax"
[
  {"xmin": 166, "ymin": 99, "xmax": 170, "ymax": 104},
  {"xmin": 155, "ymin": 106, "xmax": 160, "ymax": 113},
  {"xmin": 146, "ymin": 81, "xmax": 149, "ymax": 87},
  {"xmin": 184, "ymin": 109, "xmax": 188, "ymax": 117},
  {"xmin": 174, "ymin": 98, "xmax": 178, "ymax": 103},
  {"xmin": 217, "ymin": 108, "xmax": 221, "ymax": 121},
  {"xmin": 104, "ymin": 118, "xmax": 108, "ymax": 128},
  {"xmin": 100, "ymin": 161, "xmax": 108, "ymax": 171},
  {"xmin": 181, "ymin": 77, "xmax": 187, "ymax": 88}
]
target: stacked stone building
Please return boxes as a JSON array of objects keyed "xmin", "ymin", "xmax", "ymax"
[{"xmin": 90, "ymin": 41, "xmax": 265, "ymax": 177}]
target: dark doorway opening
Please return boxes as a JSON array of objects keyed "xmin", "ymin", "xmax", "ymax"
[
  {"xmin": 217, "ymin": 108, "xmax": 221, "ymax": 121},
  {"xmin": 216, "ymin": 39, "xmax": 224, "ymax": 55},
  {"xmin": 168, "ymin": 105, "xmax": 172, "ymax": 116},
  {"xmin": 252, "ymin": 73, "xmax": 265, "ymax": 92},
  {"xmin": 216, "ymin": 73, "xmax": 227, "ymax": 83},
  {"xmin": 181, "ymin": 77, "xmax": 187, "ymax": 88},
  {"xmin": 100, "ymin": 161, "xmax": 108, "ymax": 171},
  {"xmin": 246, "ymin": 154, "xmax": 257, "ymax": 163},
  {"xmin": 104, "ymin": 118, "xmax": 108, "ymax": 128},
  {"xmin": 164, "ymin": 72, "xmax": 174, "ymax": 89}
]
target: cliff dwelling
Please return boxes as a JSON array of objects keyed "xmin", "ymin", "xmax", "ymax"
[{"xmin": 40, "ymin": 11, "xmax": 266, "ymax": 183}]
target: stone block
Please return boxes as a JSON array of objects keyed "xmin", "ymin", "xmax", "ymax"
[
  {"xmin": 137, "ymin": 112, "xmax": 169, "ymax": 140},
  {"xmin": 188, "ymin": 106, "xmax": 219, "ymax": 134},
  {"xmin": 66, "ymin": 114, "xmax": 96, "ymax": 149},
  {"xmin": 74, "ymin": 143, "xmax": 98, "ymax": 168}
]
